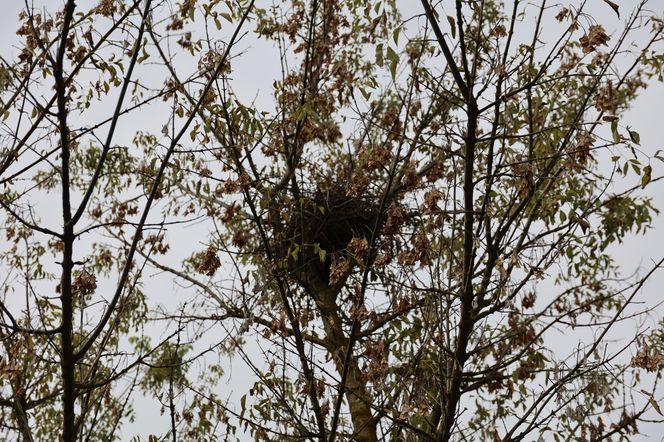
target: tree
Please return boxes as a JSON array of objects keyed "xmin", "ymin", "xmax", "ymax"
[{"xmin": 1, "ymin": 0, "xmax": 664, "ymax": 440}]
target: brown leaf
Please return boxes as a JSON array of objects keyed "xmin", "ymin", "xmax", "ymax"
[
  {"xmin": 580, "ymin": 25, "xmax": 610, "ymax": 54},
  {"xmin": 603, "ymin": 0, "xmax": 620, "ymax": 18},
  {"xmin": 631, "ymin": 343, "xmax": 664, "ymax": 372},
  {"xmin": 328, "ymin": 255, "xmax": 350, "ymax": 286},
  {"xmin": 641, "ymin": 390, "xmax": 664, "ymax": 415},
  {"xmin": 195, "ymin": 246, "xmax": 221, "ymax": 276}
]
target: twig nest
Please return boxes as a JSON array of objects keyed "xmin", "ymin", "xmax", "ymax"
[{"xmin": 275, "ymin": 183, "xmax": 379, "ymax": 285}]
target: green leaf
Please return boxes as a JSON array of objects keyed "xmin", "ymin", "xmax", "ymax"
[
  {"xmin": 290, "ymin": 244, "xmax": 299, "ymax": 260},
  {"xmin": 650, "ymin": 396, "xmax": 663, "ymax": 416},
  {"xmin": 641, "ymin": 165, "xmax": 652, "ymax": 188},
  {"xmin": 358, "ymin": 87, "xmax": 371, "ymax": 101},
  {"xmin": 375, "ymin": 43, "xmax": 384, "ymax": 67},
  {"xmin": 190, "ymin": 123, "xmax": 200, "ymax": 141},
  {"xmin": 386, "ymin": 46, "xmax": 399, "ymax": 80},
  {"xmin": 137, "ymin": 47, "xmax": 150, "ymax": 63},
  {"xmin": 240, "ymin": 394, "xmax": 247, "ymax": 418},
  {"xmin": 611, "ymin": 119, "xmax": 620, "ymax": 143},
  {"xmin": 628, "ymin": 128, "xmax": 641, "ymax": 145}
]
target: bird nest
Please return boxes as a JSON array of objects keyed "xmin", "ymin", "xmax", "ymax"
[{"xmin": 274, "ymin": 184, "xmax": 379, "ymax": 285}]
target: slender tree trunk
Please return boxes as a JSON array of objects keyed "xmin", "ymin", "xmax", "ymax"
[
  {"xmin": 313, "ymin": 284, "xmax": 378, "ymax": 442},
  {"xmin": 60, "ymin": 231, "xmax": 76, "ymax": 441},
  {"xmin": 54, "ymin": 1, "xmax": 78, "ymax": 439},
  {"xmin": 438, "ymin": 102, "xmax": 479, "ymax": 442}
]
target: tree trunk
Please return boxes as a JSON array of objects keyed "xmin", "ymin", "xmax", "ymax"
[{"xmin": 313, "ymin": 283, "xmax": 378, "ymax": 442}]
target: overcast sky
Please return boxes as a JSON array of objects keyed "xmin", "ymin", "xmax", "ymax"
[{"xmin": 1, "ymin": 0, "xmax": 663, "ymax": 440}]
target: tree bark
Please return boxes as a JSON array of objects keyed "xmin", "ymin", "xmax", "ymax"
[
  {"xmin": 312, "ymin": 282, "xmax": 378, "ymax": 442},
  {"xmin": 53, "ymin": 1, "xmax": 77, "ymax": 439}
]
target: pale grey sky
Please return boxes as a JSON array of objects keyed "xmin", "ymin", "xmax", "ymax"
[{"xmin": 1, "ymin": 0, "xmax": 663, "ymax": 440}]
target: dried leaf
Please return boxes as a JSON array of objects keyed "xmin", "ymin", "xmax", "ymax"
[
  {"xmin": 195, "ymin": 246, "xmax": 221, "ymax": 276},
  {"xmin": 631, "ymin": 343, "xmax": 664, "ymax": 372},
  {"xmin": 640, "ymin": 390, "xmax": 664, "ymax": 415},
  {"xmin": 603, "ymin": 0, "xmax": 620, "ymax": 18},
  {"xmin": 580, "ymin": 25, "xmax": 610, "ymax": 53},
  {"xmin": 447, "ymin": 16, "xmax": 456, "ymax": 39}
]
